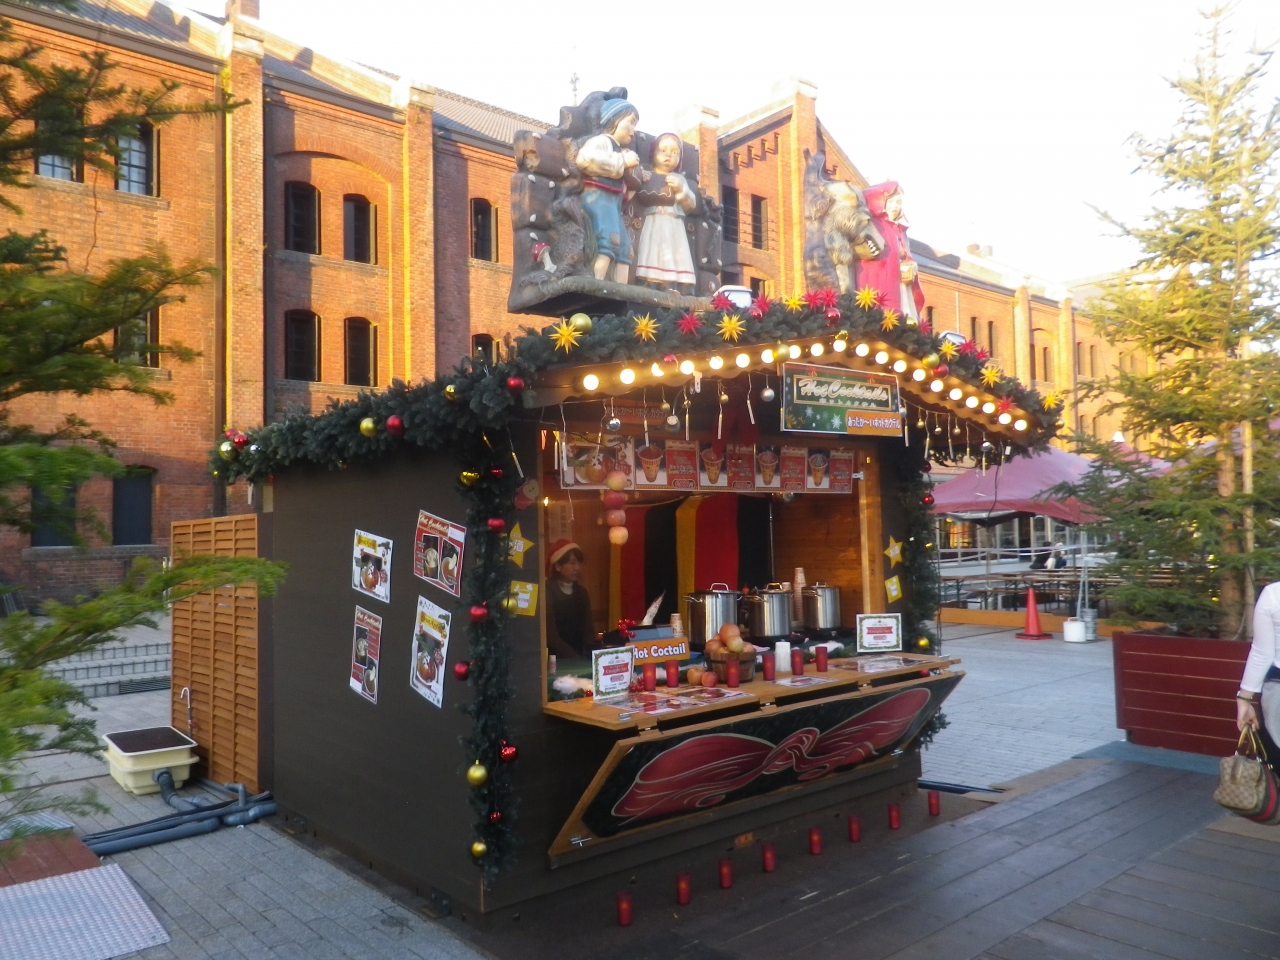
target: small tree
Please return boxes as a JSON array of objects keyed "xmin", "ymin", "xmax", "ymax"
[
  {"xmin": 0, "ymin": 2, "xmax": 280, "ymax": 837},
  {"xmin": 1070, "ymin": 10, "xmax": 1280, "ymax": 637}
]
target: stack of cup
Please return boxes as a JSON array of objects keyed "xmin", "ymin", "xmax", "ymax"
[
  {"xmin": 775, "ymin": 640, "xmax": 792, "ymax": 676},
  {"xmin": 792, "ymin": 568, "xmax": 806, "ymax": 626}
]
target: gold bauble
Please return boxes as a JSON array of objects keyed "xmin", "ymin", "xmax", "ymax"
[
  {"xmin": 922, "ymin": 353, "xmax": 941, "ymax": 369},
  {"xmin": 444, "ymin": 384, "xmax": 459, "ymax": 401},
  {"xmin": 359, "ymin": 417, "xmax": 377, "ymax": 438},
  {"xmin": 466, "ymin": 761, "xmax": 489, "ymax": 787},
  {"xmin": 917, "ymin": 637, "xmax": 932, "ymax": 650},
  {"xmin": 470, "ymin": 839, "xmax": 489, "ymax": 859},
  {"xmin": 460, "ymin": 470, "xmax": 481, "ymax": 487},
  {"xmin": 569, "ymin": 312, "xmax": 593, "ymax": 333},
  {"xmin": 217, "ymin": 440, "xmax": 236, "ymax": 461},
  {"xmin": 502, "ymin": 594, "xmax": 518, "ymax": 615}
]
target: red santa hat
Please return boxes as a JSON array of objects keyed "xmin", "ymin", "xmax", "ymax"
[{"xmin": 546, "ymin": 539, "xmax": 583, "ymax": 574}]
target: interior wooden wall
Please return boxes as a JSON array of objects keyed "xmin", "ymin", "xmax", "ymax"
[{"xmin": 772, "ymin": 494, "xmax": 864, "ymax": 628}]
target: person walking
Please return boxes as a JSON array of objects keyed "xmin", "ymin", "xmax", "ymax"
[{"xmin": 1237, "ymin": 582, "xmax": 1280, "ymax": 764}]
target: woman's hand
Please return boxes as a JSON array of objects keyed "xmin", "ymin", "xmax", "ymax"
[{"xmin": 1238, "ymin": 698, "xmax": 1260, "ymax": 732}]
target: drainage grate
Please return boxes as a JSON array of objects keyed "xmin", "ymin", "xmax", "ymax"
[
  {"xmin": 0, "ymin": 863, "xmax": 169, "ymax": 960},
  {"xmin": 117, "ymin": 677, "xmax": 170, "ymax": 695}
]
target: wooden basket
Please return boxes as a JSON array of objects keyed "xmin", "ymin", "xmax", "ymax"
[{"xmin": 706, "ymin": 649, "xmax": 757, "ymax": 683}]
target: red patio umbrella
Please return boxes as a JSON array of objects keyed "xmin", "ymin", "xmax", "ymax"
[{"xmin": 930, "ymin": 445, "xmax": 1098, "ymax": 524}]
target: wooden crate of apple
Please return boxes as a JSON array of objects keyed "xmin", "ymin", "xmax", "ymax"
[{"xmin": 696, "ymin": 624, "xmax": 758, "ymax": 685}]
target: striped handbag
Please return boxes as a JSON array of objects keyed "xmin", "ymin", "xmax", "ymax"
[{"xmin": 1214, "ymin": 727, "xmax": 1280, "ymax": 824}]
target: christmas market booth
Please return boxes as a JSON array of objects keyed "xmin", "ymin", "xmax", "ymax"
[{"xmin": 210, "ymin": 88, "xmax": 1061, "ymax": 915}]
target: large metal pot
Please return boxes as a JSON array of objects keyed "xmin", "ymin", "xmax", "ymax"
[
  {"xmin": 803, "ymin": 582, "xmax": 841, "ymax": 632},
  {"xmin": 683, "ymin": 583, "xmax": 738, "ymax": 650},
  {"xmin": 741, "ymin": 583, "xmax": 792, "ymax": 641}
]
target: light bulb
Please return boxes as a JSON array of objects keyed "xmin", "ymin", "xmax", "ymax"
[
  {"xmin": 948, "ymin": 387, "xmax": 962, "ymax": 401},
  {"xmin": 930, "ymin": 379, "xmax": 944, "ymax": 392},
  {"xmin": 999, "ymin": 412, "xmax": 1012, "ymax": 424},
  {"xmin": 982, "ymin": 401, "xmax": 996, "ymax": 414},
  {"xmin": 735, "ymin": 353, "xmax": 750, "ymax": 368},
  {"xmin": 651, "ymin": 362, "xmax": 664, "ymax": 377},
  {"xmin": 833, "ymin": 339, "xmax": 848, "ymax": 353},
  {"xmin": 583, "ymin": 374, "xmax": 599, "ymax": 391},
  {"xmin": 760, "ymin": 348, "xmax": 775, "ymax": 364},
  {"xmin": 1014, "ymin": 418, "xmax": 1027, "ymax": 431},
  {"xmin": 810, "ymin": 342, "xmax": 825, "ymax": 357},
  {"xmin": 679, "ymin": 360, "xmax": 695, "ymax": 375},
  {"xmin": 965, "ymin": 395, "xmax": 979, "ymax": 408},
  {"xmin": 709, "ymin": 355, "xmax": 724, "ymax": 370},
  {"xmin": 874, "ymin": 350, "xmax": 889, "ymax": 365},
  {"xmin": 892, "ymin": 359, "xmax": 907, "ymax": 373},
  {"xmin": 788, "ymin": 344, "xmax": 801, "ymax": 359},
  {"xmin": 912, "ymin": 368, "xmax": 926, "ymax": 382},
  {"xmin": 855, "ymin": 343, "xmax": 870, "ymax": 357},
  {"xmin": 620, "ymin": 368, "xmax": 636, "ymax": 385}
]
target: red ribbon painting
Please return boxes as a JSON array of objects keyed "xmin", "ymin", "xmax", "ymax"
[{"xmin": 611, "ymin": 688, "xmax": 931, "ymax": 823}]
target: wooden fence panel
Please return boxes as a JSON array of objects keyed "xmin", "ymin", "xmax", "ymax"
[{"xmin": 170, "ymin": 515, "xmax": 260, "ymax": 791}]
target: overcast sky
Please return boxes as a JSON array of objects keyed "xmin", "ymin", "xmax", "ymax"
[{"xmin": 186, "ymin": 0, "xmax": 1280, "ymax": 285}]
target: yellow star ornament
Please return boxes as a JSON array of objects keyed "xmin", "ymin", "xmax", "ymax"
[
  {"xmin": 939, "ymin": 340, "xmax": 959, "ymax": 361},
  {"xmin": 980, "ymin": 364, "xmax": 1002, "ymax": 387},
  {"xmin": 1041, "ymin": 390, "xmax": 1064, "ymax": 410},
  {"xmin": 549, "ymin": 319, "xmax": 582, "ymax": 353},
  {"xmin": 855, "ymin": 286, "xmax": 882, "ymax": 310},
  {"xmin": 718, "ymin": 313, "xmax": 745, "ymax": 342},
  {"xmin": 632, "ymin": 314, "xmax": 659, "ymax": 342},
  {"xmin": 507, "ymin": 523, "xmax": 534, "ymax": 568},
  {"xmin": 880, "ymin": 309, "xmax": 900, "ymax": 331},
  {"xmin": 783, "ymin": 295, "xmax": 804, "ymax": 312},
  {"xmin": 884, "ymin": 536, "xmax": 904, "ymax": 568}
]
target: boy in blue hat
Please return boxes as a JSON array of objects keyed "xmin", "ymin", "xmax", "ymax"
[{"xmin": 576, "ymin": 99, "xmax": 640, "ymax": 283}]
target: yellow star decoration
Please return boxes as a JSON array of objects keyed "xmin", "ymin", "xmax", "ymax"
[
  {"xmin": 549, "ymin": 319, "xmax": 582, "ymax": 353},
  {"xmin": 880, "ymin": 309, "xmax": 900, "ymax": 331},
  {"xmin": 939, "ymin": 340, "xmax": 959, "ymax": 360},
  {"xmin": 855, "ymin": 286, "xmax": 881, "ymax": 310},
  {"xmin": 783, "ymin": 295, "xmax": 804, "ymax": 312},
  {"xmin": 1041, "ymin": 390, "xmax": 1065, "ymax": 411},
  {"xmin": 633, "ymin": 313, "xmax": 659, "ymax": 342},
  {"xmin": 718, "ymin": 313, "xmax": 745, "ymax": 342},
  {"xmin": 884, "ymin": 536, "xmax": 904, "ymax": 568},
  {"xmin": 507, "ymin": 523, "xmax": 534, "ymax": 568},
  {"xmin": 980, "ymin": 364, "xmax": 1002, "ymax": 387}
]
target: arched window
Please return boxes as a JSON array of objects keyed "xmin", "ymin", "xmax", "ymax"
[
  {"xmin": 344, "ymin": 195, "xmax": 375, "ymax": 263},
  {"xmin": 344, "ymin": 317, "xmax": 375, "ymax": 387},
  {"xmin": 285, "ymin": 310, "xmax": 320, "ymax": 381},
  {"xmin": 285, "ymin": 182, "xmax": 320, "ymax": 254},
  {"xmin": 470, "ymin": 198, "xmax": 496, "ymax": 261}
]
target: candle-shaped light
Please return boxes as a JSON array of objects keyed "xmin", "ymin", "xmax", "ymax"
[
  {"xmin": 791, "ymin": 649, "xmax": 804, "ymax": 676},
  {"xmin": 642, "ymin": 662, "xmax": 656, "ymax": 692},
  {"xmin": 726, "ymin": 656, "xmax": 740, "ymax": 688},
  {"xmin": 888, "ymin": 803, "xmax": 901, "ymax": 830},
  {"xmin": 718, "ymin": 858, "xmax": 733, "ymax": 889},
  {"xmin": 809, "ymin": 827, "xmax": 822, "ymax": 855},
  {"xmin": 928, "ymin": 790, "xmax": 941, "ymax": 816},
  {"xmin": 616, "ymin": 891, "xmax": 633, "ymax": 926},
  {"xmin": 761, "ymin": 842, "xmax": 776, "ymax": 872},
  {"xmin": 816, "ymin": 646, "xmax": 829, "ymax": 672},
  {"xmin": 848, "ymin": 815, "xmax": 862, "ymax": 843},
  {"xmin": 676, "ymin": 872, "xmax": 692, "ymax": 905},
  {"xmin": 666, "ymin": 659, "xmax": 680, "ymax": 688}
]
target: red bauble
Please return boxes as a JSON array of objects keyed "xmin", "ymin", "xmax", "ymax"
[
  {"xmin": 232, "ymin": 433, "xmax": 249, "ymax": 450},
  {"xmin": 603, "ymin": 490, "xmax": 626, "ymax": 509},
  {"xmin": 506, "ymin": 376, "xmax": 526, "ymax": 392},
  {"xmin": 385, "ymin": 414, "xmax": 405, "ymax": 437},
  {"xmin": 825, "ymin": 307, "xmax": 841, "ymax": 323},
  {"xmin": 933, "ymin": 363, "xmax": 949, "ymax": 378},
  {"xmin": 921, "ymin": 460, "xmax": 932, "ymax": 473},
  {"xmin": 487, "ymin": 517, "xmax": 506, "ymax": 533},
  {"xmin": 224, "ymin": 428, "xmax": 237, "ymax": 439},
  {"xmin": 488, "ymin": 810, "xmax": 504, "ymax": 825},
  {"xmin": 470, "ymin": 604, "xmax": 489, "ymax": 623},
  {"xmin": 499, "ymin": 742, "xmax": 519, "ymax": 764},
  {"xmin": 453, "ymin": 661, "xmax": 471, "ymax": 681},
  {"xmin": 489, "ymin": 467, "xmax": 504, "ymax": 479},
  {"xmin": 922, "ymin": 493, "xmax": 936, "ymax": 506}
]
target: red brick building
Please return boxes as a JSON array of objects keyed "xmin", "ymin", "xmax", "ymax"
[{"xmin": 0, "ymin": 0, "xmax": 1119, "ymax": 600}]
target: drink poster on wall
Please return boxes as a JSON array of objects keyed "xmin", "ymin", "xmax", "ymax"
[
  {"xmin": 856, "ymin": 613, "xmax": 903, "ymax": 653},
  {"xmin": 805, "ymin": 448, "xmax": 831, "ymax": 491},
  {"xmin": 829, "ymin": 449, "xmax": 858, "ymax": 493},
  {"xmin": 352, "ymin": 530, "xmax": 393, "ymax": 603},
  {"xmin": 349, "ymin": 606, "xmax": 382, "ymax": 704},
  {"xmin": 698, "ymin": 442, "xmax": 728, "ymax": 489},
  {"xmin": 409, "ymin": 595, "xmax": 452, "ymax": 708},
  {"xmin": 755, "ymin": 445, "xmax": 781, "ymax": 489},
  {"xmin": 560, "ymin": 435, "xmax": 635, "ymax": 489},
  {"xmin": 414, "ymin": 510, "xmax": 466, "ymax": 598},
  {"xmin": 665, "ymin": 440, "xmax": 698, "ymax": 489},
  {"xmin": 727, "ymin": 443, "xmax": 756, "ymax": 490},
  {"xmin": 780, "ymin": 446, "xmax": 808, "ymax": 492},
  {"xmin": 780, "ymin": 362, "xmax": 903, "ymax": 437}
]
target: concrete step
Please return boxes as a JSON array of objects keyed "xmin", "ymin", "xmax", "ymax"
[
  {"xmin": 46, "ymin": 655, "xmax": 171, "ymax": 683},
  {"xmin": 57, "ymin": 638, "xmax": 170, "ymax": 664},
  {"xmin": 76, "ymin": 675, "xmax": 171, "ymax": 698}
]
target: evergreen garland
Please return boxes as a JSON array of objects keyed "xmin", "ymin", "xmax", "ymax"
[{"xmin": 209, "ymin": 293, "xmax": 1058, "ymax": 884}]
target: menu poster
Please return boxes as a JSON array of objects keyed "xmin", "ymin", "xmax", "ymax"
[
  {"xmin": 665, "ymin": 440, "xmax": 698, "ymax": 489},
  {"xmin": 697, "ymin": 442, "xmax": 728, "ymax": 489},
  {"xmin": 561, "ymin": 436, "xmax": 634, "ymax": 490},
  {"xmin": 349, "ymin": 606, "xmax": 382, "ymax": 704},
  {"xmin": 780, "ymin": 446, "xmax": 808, "ymax": 492},
  {"xmin": 592, "ymin": 645, "xmax": 636, "ymax": 698},
  {"xmin": 508, "ymin": 580, "xmax": 539, "ymax": 616},
  {"xmin": 857, "ymin": 613, "xmax": 904, "ymax": 653},
  {"xmin": 634, "ymin": 440, "xmax": 667, "ymax": 487},
  {"xmin": 755, "ymin": 445, "xmax": 781, "ymax": 489},
  {"xmin": 805, "ymin": 448, "xmax": 832, "ymax": 491},
  {"xmin": 352, "ymin": 530, "xmax": 393, "ymax": 603},
  {"xmin": 829, "ymin": 449, "xmax": 858, "ymax": 494},
  {"xmin": 409, "ymin": 595, "xmax": 451, "ymax": 708},
  {"xmin": 727, "ymin": 443, "xmax": 756, "ymax": 490},
  {"xmin": 414, "ymin": 511, "xmax": 465, "ymax": 598}
]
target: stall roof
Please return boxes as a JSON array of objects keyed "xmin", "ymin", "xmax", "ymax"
[{"xmin": 931, "ymin": 445, "xmax": 1096, "ymax": 524}]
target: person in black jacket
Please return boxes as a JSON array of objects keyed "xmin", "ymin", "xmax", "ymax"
[{"xmin": 545, "ymin": 539, "xmax": 597, "ymax": 658}]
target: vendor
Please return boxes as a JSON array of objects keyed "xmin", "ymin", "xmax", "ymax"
[{"xmin": 546, "ymin": 539, "xmax": 596, "ymax": 658}]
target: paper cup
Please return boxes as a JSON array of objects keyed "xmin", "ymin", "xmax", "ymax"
[
  {"xmin": 758, "ymin": 450, "xmax": 778, "ymax": 484},
  {"xmin": 702, "ymin": 448, "xmax": 722, "ymax": 484},
  {"xmin": 808, "ymin": 453, "xmax": 828, "ymax": 486},
  {"xmin": 638, "ymin": 446, "xmax": 663, "ymax": 482}
]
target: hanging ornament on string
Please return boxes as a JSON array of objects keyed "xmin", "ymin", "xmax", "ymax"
[
  {"xmin": 605, "ymin": 397, "xmax": 622, "ymax": 433},
  {"xmin": 760, "ymin": 377, "xmax": 776, "ymax": 403},
  {"xmin": 470, "ymin": 839, "xmax": 488, "ymax": 859},
  {"xmin": 466, "ymin": 761, "xmax": 488, "ymax": 787}
]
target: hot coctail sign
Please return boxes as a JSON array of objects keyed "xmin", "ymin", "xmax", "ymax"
[{"xmin": 780, "ymin": 362, "xmax": 903, "ymax": 437}]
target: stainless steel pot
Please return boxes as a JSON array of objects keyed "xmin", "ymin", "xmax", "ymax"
[
  {"xmin": 683, "ymin": 583, "xmax": 738, "ymax": 649},
  {"xmin": 803, "ymin": 582, "xmax": 841, "ymax": 632},
  {"xmin": 741, "ymin": 583, "xmax": 792, "ymax": 641}
]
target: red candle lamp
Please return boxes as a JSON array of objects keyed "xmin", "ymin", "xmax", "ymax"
[
  {"xmin": 762, "ymin": 654, "xmax": 776, "ymax": 681},
  {"xmin": 761, "ymin": 842, "xmax": 776, "ymax": 873},
  {"xmin": 888, "ymin": 802, "xmax": 901, "ymax": 830},
  {"xmin": 675, "ymin": 872, "xmax": 692, "ymax": 905},
  {"xmin": 791, "ymin": 649, "xmax": 804, "ymax": 676},
  {"xmin": 847, "ymin": 815, "xmax": 862, "ymax": 843},
  {"xmin": 808, "ymin": 826, "xmax": 822, "ymax": 855},
  {"xmin": 726, "ymin": 657, "xmax": 739, "ymax": 688},
  {"xmin": 718, "ymin": 858, "xmax": 733, "ymax": 889},
  {"xmin": 642, "ymin": 663, "xmax": 656, "ymax": 692},
  {"xmin": 666, "ymin": 659, "xmax": 680, "ymax": 688},
  {"xmin": 616, "ymin": 891, "xmax": 633, "ymax": 926},
  {"xmin": 928, "ymin": 790, "xmax": 941, "ymax": 816},
  {"xmin": 815, "ymin": 646, "xmax": 828, "ymax": 672}
]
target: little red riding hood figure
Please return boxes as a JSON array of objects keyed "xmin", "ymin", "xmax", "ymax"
[{"xmin": 857, "ymin": 182, "xmax": 926, "ymax": 321}]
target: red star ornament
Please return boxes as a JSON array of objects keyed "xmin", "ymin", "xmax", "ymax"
[
  {"xmin": 676, "ymin": 311, "xmax": 703, "ymax": 335},
  {"xmin": 958, "ymin": 339, "xmax": 977, "ymax": 356},
  {"xmin": 710, "ymin": 292, "xmax": 735, "ymax": 312},
  {"xmin": 997, "ymin": 397, "xmax": 1014, "ymax": 415},
  {"xmin": 749, "ymin": 294, "xmax": 773, "ymax": 319},
  {"xmin": 974, "ymin": 346, "xmax": 990, "ymax": 362}
]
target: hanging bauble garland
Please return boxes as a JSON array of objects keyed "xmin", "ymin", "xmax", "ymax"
[{"xmin": 359, "ymin": 417, "xmax": 378, "ymax": 438}]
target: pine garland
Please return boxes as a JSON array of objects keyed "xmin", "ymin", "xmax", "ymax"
[{"xmin": 209, "ymin": 293, "xmax": 1059, "ymax": 884}]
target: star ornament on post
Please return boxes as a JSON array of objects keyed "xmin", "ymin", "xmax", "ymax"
[
  {"xmin": 884, "ymin": 536, "xmax": 904, "ymax": 568},
  {"xmin": 676, "ymin": 310, "xmax": 703, "ymax": 335},
  {"xmin": 549, "ymin": 319, "xmax": 582, "ymax": 353},
  {"xmin": 938, "ymin": 340, "xmax": 959, "ymax": 361},
  {"xmin": 1041, "ymin": 390, "xmax": 1065, "ymax": 411},
  {"xmin": 633, "ymin": 313, "xmax": 659, "ymax": 343},
  {"xmin": 879, "ymin": 309, "xmax": 900, "ymax": 332},
  {"xmin": 855, "ymin": 286, "xmax": 882, "ymax": 310},
  {"xmin": 718, "ymin": 313, "xmax": 746, "ymax": 342},
  {"xmin": 980, "ymin": 363, "xmax": 1002, "ymax": 387}
]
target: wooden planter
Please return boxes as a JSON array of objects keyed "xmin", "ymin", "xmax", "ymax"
[{"xmin": 1113, "ymin": 631, "xmax": 1249, "ymax": 756}]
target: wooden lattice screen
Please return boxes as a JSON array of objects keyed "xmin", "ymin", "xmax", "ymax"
[{"xmin": 170, "ymin": 514, "xmax": 261, "ymax": 791}]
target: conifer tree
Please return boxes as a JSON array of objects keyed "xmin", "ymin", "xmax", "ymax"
[{"xmin": 1069, "ymin": 11, "xmax": 1280, "ymax": 637}]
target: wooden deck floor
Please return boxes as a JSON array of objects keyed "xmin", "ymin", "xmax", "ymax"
[{"xmin": 596, "ymin": 760, "xmax": 1279, "ymax": 960}]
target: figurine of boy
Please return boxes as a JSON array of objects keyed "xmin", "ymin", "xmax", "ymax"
[
  {"xmin": 576, "ymin": 99, "xmax": 641, "ymax": 284},
  {"xmin": 633, "ymin": 133, "xmax": 697, "ymax": 291}
]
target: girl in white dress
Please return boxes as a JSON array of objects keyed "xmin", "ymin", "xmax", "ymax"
[{"xmin": 634, "ymin": 133, "xmax": 697, "ymax": 290}]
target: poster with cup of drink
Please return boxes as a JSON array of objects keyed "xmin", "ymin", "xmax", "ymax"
[
  {"xmin": 829, "ymin": 449, "xmax": 858, "ymax": 493},
  {"xmin": 634, "ymin": 441, "xmax": 666, "ymax": 487},
  {"xmin": 665, "ymin": 440, "xmax": 698, "ymax": 489},
  {"xmin": 805, "ymin": 449, "xmax": 831, "ymax": 491},
  {"xmin": 698, "ymin": 442, "xmax": 728, "ymax": 489},
  {"xmin": 350, "ymin": 607, "xmax": 382, "ymax": 704},
  {"xmin": 755, "ymin": 445, "xmax": 781, "ymax": 488},
  {"xmin": 780, "ymin": 446, "xmax": 808, "ymax": 492},
  {"xmin": 727, "ymin": 443, "xmax": 756, "ymax": 490}
]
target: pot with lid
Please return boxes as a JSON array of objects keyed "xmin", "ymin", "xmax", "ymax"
[
  {"xmin": 802, "ymin": 582, "xmax": 841, "ymax": 633},
  {"xmin": 683, "ymin": 583, "xmax": 738, "ymax": 650},
  {"xmin": 741, "ymin": 583, "xmax": 792, "ymax": 642}
]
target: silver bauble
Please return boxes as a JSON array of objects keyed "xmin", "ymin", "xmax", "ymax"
[
  {"xmin": 760, "ymin": 386, "xmax": 776, "ymax": 403},
  {"xmin": 605, "ymin": 416, "xmax": 622, "ymax": 432}
]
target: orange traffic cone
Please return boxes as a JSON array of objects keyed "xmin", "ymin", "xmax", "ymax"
[{"xmin": 1015, "ymin": 587, "xmax": 1053, "ymax": 640}]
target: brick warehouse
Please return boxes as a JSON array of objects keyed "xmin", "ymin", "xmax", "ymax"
[{"xmin": 0, "ymin": 0, "xmax": 1126, "ymax": 601}]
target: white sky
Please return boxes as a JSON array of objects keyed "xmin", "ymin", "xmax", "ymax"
[{"xmin": 186, "ymin": 0, "xmax": 1280, "ymax": 285}]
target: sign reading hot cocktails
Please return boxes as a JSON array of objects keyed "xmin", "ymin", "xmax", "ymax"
[{"xmin": 780, "ymin": 362, "xmax": 903, "ymax": 437}]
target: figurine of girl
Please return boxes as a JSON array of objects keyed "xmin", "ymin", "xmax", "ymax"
[
  {"xmin": 576, "ymin": 99, "xmax": 641, "ymax": 284},
  {"xmin": 633, "ymin": 133, "xmax": 697, "ymax": 290},
  {"xmin": 859, "ymin": 182, "xmax": 926, "ymax": 320}
]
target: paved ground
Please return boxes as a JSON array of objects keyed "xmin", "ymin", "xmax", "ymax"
[{"xmin": 921, "ymin": 624, "xmax": 1123, "ymax": 789}]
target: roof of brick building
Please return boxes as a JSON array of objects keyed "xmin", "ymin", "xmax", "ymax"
[{"xmin": 432, "ymin": 89, "xmax": 549, "ymax": 146}]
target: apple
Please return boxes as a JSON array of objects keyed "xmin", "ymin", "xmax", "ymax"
[
  {"xmin": 701, "ymin": 671, "xmax": 718, "ymax": 687},
  {"xmin": 725, "ymin": 635, "xmax": 745, "ymax": 654},
  {"xmin": 705, "ymin": 638, "xmax": 725, "ymax": 656},
  {"xmin": 686, "ymin": 666, "xmax": 705, "ymax": 686},
  {"xmin": 718, "ymin": 623, "xmax": 742, "ymax": 641}
]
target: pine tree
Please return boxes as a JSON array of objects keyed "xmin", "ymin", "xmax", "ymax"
[
  {"xmin": 1070, "ymin": 11, "xmax": 1280, "ymax": 637},
  {"xmin": 0, "ymin": 2, "xmax": 281, "ymax": 838}
]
